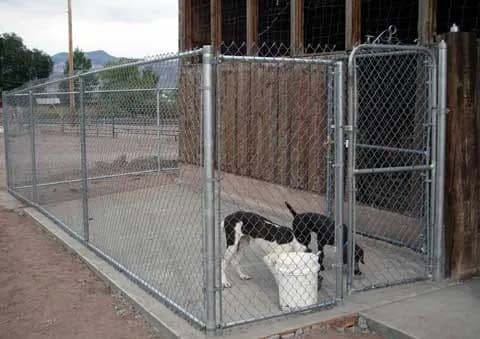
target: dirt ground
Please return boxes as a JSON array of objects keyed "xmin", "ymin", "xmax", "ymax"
[{"xmin": 0, "ymin": 206, "xmax": 162, "ymax": 339}]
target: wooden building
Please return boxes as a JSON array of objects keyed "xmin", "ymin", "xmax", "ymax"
[
  {"xmin": 178, "ymin": 1, "xmax": 480, "ymax": 279},
  {"xmin": 179, "ymin": 1, "xmax": 479, "ymax": 53}
]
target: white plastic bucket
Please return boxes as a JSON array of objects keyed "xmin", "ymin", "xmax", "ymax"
[{"xmin": 264, "ymin": 252, "xmax": 320, "ymax": 311}]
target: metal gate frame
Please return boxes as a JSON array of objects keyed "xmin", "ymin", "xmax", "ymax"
[{"xmin": 346, "ymin": 43, "xmax": 448, "ymax": 293}]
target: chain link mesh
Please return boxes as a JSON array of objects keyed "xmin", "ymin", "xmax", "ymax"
[
  {"xmin": 4, "ymin": 51, "xmax": 208, "ymax": 325},
  {"xmin": 215, "ymin": 45, "xmax": 339, "ymax": 326},
  {"xmin": 349, "ymin": 46, "xmax": 435, "ymax": 292}
]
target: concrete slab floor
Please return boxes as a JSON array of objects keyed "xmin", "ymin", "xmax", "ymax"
[
  {"xmin": 360, "ymin": 277, "xmax": 480, "ymax": 339},
  {"xmin": 37, "ymin": 182, "xmax": 426, "ymax": 326}
]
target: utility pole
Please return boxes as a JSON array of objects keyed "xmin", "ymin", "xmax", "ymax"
[{"xmin": 68, "ymin": 0, "xmax": 75, "ymax": 125}]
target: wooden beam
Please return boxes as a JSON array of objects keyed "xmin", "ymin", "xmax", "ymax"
[
  {"xmin": 291, "ymin": 0, "xmax": 304, "ymax": 55},
  {"xmin": 418, "ymin": 0, "xmax": 437, "ymax": 44},
  {"xmin": 247, "ymin": 0, "xmax": 258, "ymax": 55},
  {"xmin": 211, "ymin": 0, "xmax": 221, "ymax": 50},
  {"xmin": 346, "ymin": 0, "xmax": 361, "ymax": 50},
  {"xmin": 179, "ymin": 0, "xmax": 192, "ymax": 51},
  {"xmin": 179, "ymin": 0, "xmax": 184, "ymax": 51}
]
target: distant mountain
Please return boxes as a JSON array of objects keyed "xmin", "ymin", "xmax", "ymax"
[{"xmin": 51, "ymin": 50, "xmax": 118, "ymax": 73}]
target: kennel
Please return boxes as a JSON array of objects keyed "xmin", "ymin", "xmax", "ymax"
[{"xmin": 2, "ymin": 41, "xmax": 447, "ymax": 331}]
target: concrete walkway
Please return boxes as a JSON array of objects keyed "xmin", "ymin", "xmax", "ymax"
[{"xmin": 361, "ymin": 277, "xmax": 480, "ymax": 339}]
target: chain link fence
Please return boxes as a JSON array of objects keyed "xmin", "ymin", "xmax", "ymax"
[
  {"xmin": 2, "ymin": 43, "xmax": 446, "ymax": 332},
  {"xmin": 3, "ymin": 49, "xmax": 208, "ymax": 326}
]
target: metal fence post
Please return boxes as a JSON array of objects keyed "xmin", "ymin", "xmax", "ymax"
[
  {"xmin": 428, "ymin": 50, "xmax": 438, "ymax": 276},
  {"xmin": 346, "ymin": 50, "xmax": 358, "ymax": 292},
  {"xmin": 202, "ymin": 45, "xmax": 217, "ymax": 332},
  {"xmin": 334, "ymin": 61, "xmax": 345, "ymax": 301},
  {"xmin": 434, "ymin": 41, "xmax": 447, "ymax": 281},
  {"xmin": 325, "ymin": 67, "xmax": 333, "ymax": 218},
  {"xmin": 214, "ymin": 57, "xmax": 223, "ymax": 329},
  {"xmin": 79, "ymin": 77, "xmax": 90, "ymax": 242},
  {"xmin": 2, "ymin": 92, "xmax": 12, "ymax": 189},
  {"xmin": 29, "ymin": 91, "xmax": 38, "ymax": 203},
  {"xmin": 156, "ymin": 89, "xmax": 161, "ymax": 172}
]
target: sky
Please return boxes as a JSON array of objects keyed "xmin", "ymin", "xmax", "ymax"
[{"xmin": 0, "ymin": 0, "xmax": 179, "ymax": 58}]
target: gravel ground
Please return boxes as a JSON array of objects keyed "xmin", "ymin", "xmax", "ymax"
[{"xmin": 305, "ymin": 327, "xmax": 384, "ymax": 339}]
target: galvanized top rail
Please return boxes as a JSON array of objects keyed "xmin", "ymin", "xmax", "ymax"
[
  {"xmin": 219, "ymin": 54, "xmax": 336, "ymax": 65},
  {"xmin": 11, "ymin": 87, "xmax": 178, "ymax": 97}
]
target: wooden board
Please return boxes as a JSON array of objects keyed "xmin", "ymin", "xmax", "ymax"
[{"xmin": 180, "ymin": 60, "xmax": 331, "ymax": 196}]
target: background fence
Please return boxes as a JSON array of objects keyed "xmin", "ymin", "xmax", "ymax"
[{"xmin": 2, "ymin": 43, "xmax": 446, "ymax": 332}]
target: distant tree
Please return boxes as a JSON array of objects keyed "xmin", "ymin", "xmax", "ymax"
[
  {"xmin": 0, "ymin": 33, "xmax": 53, "ymax": 93},
  {"xmin": 31, "ymin": 49, "xmax": 53, "ymax": 80},
  {"xmin": 63, "ymin": 48, "xmax": 92, "ymax": 75},
  {"xmin": 97, "ymin": 59, "xmax": 158, "ymax": 118}
]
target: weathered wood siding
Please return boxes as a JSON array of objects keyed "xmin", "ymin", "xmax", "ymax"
[
  {"xmin": 178, "ymin": 62, "xmax": 202, "ymax": 165},
  {"xmin": 178, "ymin": 61, "xmax": 330, "ymax": 194},
  {"xmin": 444, "ymin": 33, "xmax": 480, "ymax": 279}
]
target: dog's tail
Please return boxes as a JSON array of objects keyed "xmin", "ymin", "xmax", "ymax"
[{"xmin": 284, "ymin": 201, "xmax": 297, "ymax": 217}]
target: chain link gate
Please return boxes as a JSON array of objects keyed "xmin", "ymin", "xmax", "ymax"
[{"xmin": 346, "ymin": 44, "xmax": 446, "ymax": 292}]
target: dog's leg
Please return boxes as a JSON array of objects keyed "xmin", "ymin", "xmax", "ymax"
[
  {"xmin": 232, "ymin": 237, "xmax": 251, "ymax": 280},
  {"xmin": 318, "ymin": 247, "xmax": 325, "ymax": 271},
  {"xmin": 222, "ymin": 221, "xmax": 244, "ymax": 288},
  {"xmin": 222, "ymin": 245, "xmax": 236, "ymax": 288},
  {"xmin": 317, "ymin": 236, "xmax": 326, "ymax": 271}
]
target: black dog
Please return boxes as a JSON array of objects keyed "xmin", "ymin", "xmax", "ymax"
[{"xmin": 285, "ymin": 202, "xmax": 365, "ymax": 275}]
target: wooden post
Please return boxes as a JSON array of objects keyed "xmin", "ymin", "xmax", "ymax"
[
  {"xmin": 345, "ymin": 0, "xmax": 361, "ymax": 50},
  {"xmin": 179, "ymin": 0, "xmax": 192, "ymax": 51},
  {"xmin": 67, "ymin": 0, "xmax": 75, "ymax": 124},
  {"xmin": 211, "ymin": 0, "xmax": 222, "ymax": 50},
  {"xmin": 418, "ymin": 0, "xmax": 437, "ymax": 45},
  {"xmin": 247, "ymin": 0, "xmax": 258, "ymax": 55},
  {"xmin": 179, "ymin": 0, "xmax": 185, "ymax": 51},
  {"xmin": 291, "ymin": 0, "xmax": 304, "ymax": 55},
  {"xmin": 444, "ymin": 32, "xmax": 480, "ymax": 279}
]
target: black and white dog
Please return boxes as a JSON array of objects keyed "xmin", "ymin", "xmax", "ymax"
[
  {"xmin": 285, "ymin": 202, "xmax": 365, "ymax": 276},
  {"xmin": 222, "ymin": 211, "xmax": 307, "ymax": 288}
]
